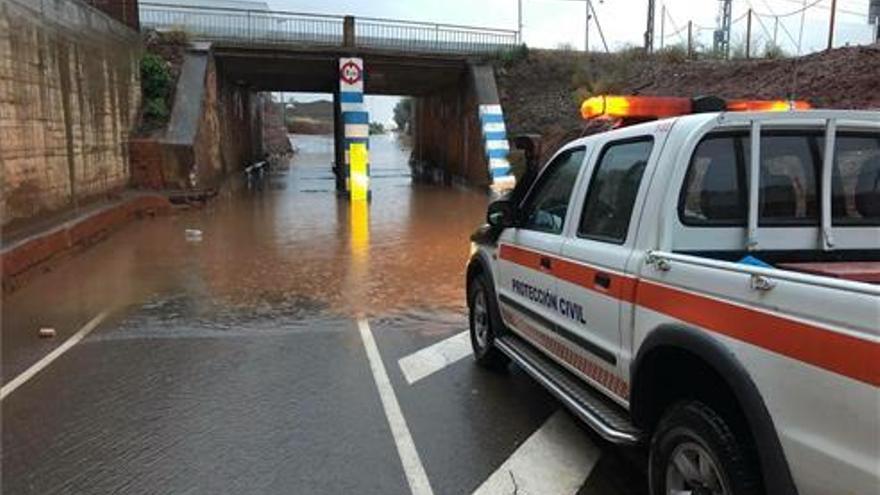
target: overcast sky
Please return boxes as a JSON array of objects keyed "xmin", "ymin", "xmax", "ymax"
[{"xmin": 265, "ymin": 0, "xmax": 876, "ymax": 125}]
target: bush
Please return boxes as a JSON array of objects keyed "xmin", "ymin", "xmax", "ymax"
[
  {"xmin": 143, "ymin": 97, "xmax": 169, "ymax": 121},
  {"xmin": 655, "ymin": 45, "xmax": 689, "ymax": 64},
  {"xmin": 763, "ymin": 42, "xmax": 787, "ymax": 59},
  {"xmin": 140, "ymin": 53, "xmax": 173, "ymax": 127},
  {"xmin": 497, "ymin": 44, "xmax": 529, "ymax": 66},
  {"xmin": 141, "ymin": 53, "xmax": 172, "ymax": 100}
]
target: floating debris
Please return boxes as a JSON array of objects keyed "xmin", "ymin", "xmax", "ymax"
[{"xmin": 185, "ymin": 229, "xmax": 203, "ymax": 242}]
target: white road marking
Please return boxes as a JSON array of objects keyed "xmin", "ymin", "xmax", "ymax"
[
  {"xmin": 398, "ymin": 331, "xmax": 472, "ymax": 385},
  {"xmin": 357, "ymin": 318, "xmax": 435, "ymax": 495},
  {"xmin": 472, "ymin": 410, "xmax": 601, "ymax": 495},
  {"xmin": 1, "ymin": 310, "xmax": 110, "ymax": 401}
]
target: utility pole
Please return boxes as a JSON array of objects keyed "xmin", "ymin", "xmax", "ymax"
[
  {"xmin": 517, "ymin": 0, "xmax": 523, "ymax": 43},
  {"xmin": 660, "ymin": 3, "xmax": 666, "ymax": 49},
  {"xmin": 714, "ymin": 0, "xmax": 733, "ymax": 59},
  {"xmin": 687, "ymin": 20, "xmax": 693, "ymax": 58},
  {"xmin": 746, "ymin": 8, "xmax": 752, "ymax": 58},
  {"xmin": 826, "ymin": 0, "xmax": 837, "ymax": 50},
  {"xmin": 585, "ymin": 0, "xmax": 591, "ymax": 51},
  {"xmin": 645, "ymin": 0, "xmax": 655, "ymax": 52}
]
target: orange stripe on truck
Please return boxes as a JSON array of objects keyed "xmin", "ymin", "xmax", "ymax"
[
  {"xmin": 498, "ymin": 244, "xmax": 880, "ymax": 387},
  {"xmin": 636, "ymin": 281, "xmax": 880, "ymax": 388}
]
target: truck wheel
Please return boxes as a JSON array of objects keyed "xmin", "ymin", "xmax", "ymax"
[
  {"xmin": 468, "ymin": 274, "xmax": 510, "ymax": 369},
  {"xmin": 649, "ymin": 401, "xmax": 762, "ymax": 495}
]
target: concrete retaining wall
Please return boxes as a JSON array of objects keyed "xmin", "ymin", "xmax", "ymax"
[
  {"xmin": 129, "ymin": 48, "xmax": 267, "ymax": 191},
  {"xmin": 0, "ymin": 0, "xmax": 141, "ymax": 229}
]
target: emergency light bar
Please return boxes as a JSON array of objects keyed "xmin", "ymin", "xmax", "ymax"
[{"xmin": 580, "ymin": 95, "xmax": 812, "ymax": 120}]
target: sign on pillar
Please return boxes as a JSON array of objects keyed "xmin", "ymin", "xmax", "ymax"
[{"xmin": 339, "ymin": 57, "xmax": 369, "ymax": 201}]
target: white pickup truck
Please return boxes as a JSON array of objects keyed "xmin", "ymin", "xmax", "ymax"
[{"xmin": 466, "ymin": 102, "xmax": 879, "ymax": 495}]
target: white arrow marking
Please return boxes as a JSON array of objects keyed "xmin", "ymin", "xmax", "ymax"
[
  {"xmin": 472, "ymin": 410, "xmax": 601, "ymax": 495},
  {"xmin": 398, "ymin": 331, "xmax": 473, "ymax": 385}
]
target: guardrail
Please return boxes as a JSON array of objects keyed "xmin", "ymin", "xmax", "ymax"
[{"xmin": 139, "ymin": 2, "xmax": 518, "ymax": 54}]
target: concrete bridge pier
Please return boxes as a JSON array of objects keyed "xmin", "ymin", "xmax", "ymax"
[{"xmin": 412, "ymin": 63, "xmax": 513, "ymax": 191}]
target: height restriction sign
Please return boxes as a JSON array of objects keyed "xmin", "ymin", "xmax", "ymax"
[{"xmin": 339, "ymin": 58, "xmax": 364, "ymax": 92}]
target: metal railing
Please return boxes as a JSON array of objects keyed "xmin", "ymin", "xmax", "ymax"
[
  {"xmin": 139, "ymin": 2, "xmax": 518, "ymax": 54},
  {"xmin": 355, "ymin": 16, "xmax": 518, "ymax": 53},
  {"xmin": 140, "ymin": 2, "xmax": 344, "ymax": 46}
]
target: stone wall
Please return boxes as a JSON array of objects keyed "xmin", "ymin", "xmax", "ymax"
[{"xmin": 0, "ymin": 0, "xmax": 141, "ymax": 229}]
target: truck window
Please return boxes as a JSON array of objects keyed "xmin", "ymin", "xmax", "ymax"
[
  {"xmin": 680, "ymin": 135, "xmax": 747, "ymax": 226},
  {"xmin": 578, "ymin": 137, "xmax": 653, "ymax": 243},
  {"xmin": 680, "ymin": 131, "xmax": 880, "ymax": 228},
  {"xmin": 755, "ymin": 135, "xmax": 820, "ymax": 226},
  {"xmin": 832, "ymin": 134, "xmax": 880, "ymax": 226},
  {"xmin": 519, "ymin": 147, "xmax": 586, "ymax": 235}
]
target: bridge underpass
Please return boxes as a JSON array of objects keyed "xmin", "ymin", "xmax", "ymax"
[
  {"xmin": 214, "ymin": 45, "xmax": 506, "ymax": 194},
  {"xmin": 140, "ymin": 1, "xmax": 518, "ymax": 195}
]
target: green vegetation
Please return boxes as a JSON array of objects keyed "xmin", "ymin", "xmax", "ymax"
[
  {"xmin": 369, "ymin": 122, "xmax": 386, "ymax": 135},
  {"xmin": 496, "ymin": 44, "xmax": 529, "ymax": 66},
  {"xmin": 655, "ymin": 45, "xmax": 689, "ymax": 64},
  {"xmin": 140, "ymin": 53, "xmax": 172, "ymax": 124},
  {"xmin": 137, "ymin": 29, "xmax": 189, "ymax": 133},
  {"xmin": 763, "ymin": 42, "xmax": 788, "ymax": 59}
]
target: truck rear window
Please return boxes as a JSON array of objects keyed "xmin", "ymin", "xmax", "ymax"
[{"xmin": 679, "ymin": 131, "xmax": 880, "ymax": 227}]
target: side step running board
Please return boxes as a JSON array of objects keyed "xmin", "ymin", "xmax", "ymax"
[{"xmin": 495, "ymin": 334, "xmax": 643, "ymax": 445}]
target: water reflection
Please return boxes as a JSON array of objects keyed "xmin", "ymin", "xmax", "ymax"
[
  {"xmin": 219, "ymin": 133, "xmax": 486, "ymax": 318},
  {"xmin": 2, "ymin": 132, "xmax": 490, "ymax": 355}
]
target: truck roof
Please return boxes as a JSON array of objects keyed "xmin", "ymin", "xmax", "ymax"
[{"xmin": 562, "ymin": 109, "xmax": 880, "ymax": 151}]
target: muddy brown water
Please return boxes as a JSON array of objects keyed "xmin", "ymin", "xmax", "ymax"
[{"xmin": 2, "ymin": 134, "xmax": 489, "ymax": 380}]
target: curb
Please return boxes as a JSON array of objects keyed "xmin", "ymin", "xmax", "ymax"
[{"xmin": 1, "ymin": 195, "xmax": 173, "ymax": 292}]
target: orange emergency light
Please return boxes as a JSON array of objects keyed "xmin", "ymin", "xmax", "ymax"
[
  {"xmin": 725, "ymin": 99, "xmax": 812, "ymax": 112},
  {"xmin": 581, "ymin": 95, "xmax": 812, "ymax": 121},
  {"xmin": 581, "ymin": 95, "xmax": 693, "ymax": 120}
]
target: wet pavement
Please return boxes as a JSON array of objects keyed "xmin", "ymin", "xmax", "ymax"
[{"xmin": 2, "ymin": 134, "xmax": 647, "ymax": 494}]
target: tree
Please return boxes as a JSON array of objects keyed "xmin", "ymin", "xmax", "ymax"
[{"xmin": 393, "ymin": 98, "xmax": 412, "ymax": 133}]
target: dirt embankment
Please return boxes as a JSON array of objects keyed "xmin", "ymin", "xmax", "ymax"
[
  {"xmin": 287, "ymin": 100, "xmax": 334, "ymax": 134},
  {"xmin": 496, "ymin": 45, "xmax": 880, "ymax": 160}
]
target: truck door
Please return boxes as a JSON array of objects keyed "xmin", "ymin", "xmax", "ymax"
[
  {"xmin": 496, "ymin": 147, "xmax": 587, "ymax": 339},
  {"xmin": 556, "ymin": 133, "xmax": 660, "ymax": 399}
]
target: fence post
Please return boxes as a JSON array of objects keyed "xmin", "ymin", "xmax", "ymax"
[
  {"xmin": 745, "ymin": 9, "xmax": 752, "ymax": 59},
  {"xmin": 343, "ymin": 16, "xmax": 355, "ymax": 47}
]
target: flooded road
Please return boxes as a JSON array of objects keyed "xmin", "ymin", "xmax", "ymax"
[{"xmin": 1, "ymin": 134, "xmax": 645, "ymax": 495}]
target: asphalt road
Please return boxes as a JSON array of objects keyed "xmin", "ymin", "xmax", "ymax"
[
  {"xmin": 2, "ymin": 135, "xmax": 649, "ymax": 494},
  {"xmin": 2, "ymin": 307, "xmax": 647, "ymax": 494}
]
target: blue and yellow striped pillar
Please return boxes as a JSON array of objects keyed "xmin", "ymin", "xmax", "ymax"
[
  {"xmin": 479, "ymin": 104, "xmax": 515, "ymax": 192},
  {"xmin": 339, "ymin": 57, "xmax": 369, "ymax": 201}
]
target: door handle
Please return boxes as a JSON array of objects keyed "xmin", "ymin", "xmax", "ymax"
[
  {"xmin": 539, "ymin": 256, "xmax": 553, "ymax": 272},
  {"xmin": 594, "ymin": 272, "xmax": 611, "ymax": 289}
]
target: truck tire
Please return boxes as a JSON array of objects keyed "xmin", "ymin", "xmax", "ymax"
[
  {"xmin": 468, "ymin": 273, "xmax": 510, "ymax": 369},
  {"xmin": 649, "ymin": 400, "xmax": 762, "ymax": 495}
]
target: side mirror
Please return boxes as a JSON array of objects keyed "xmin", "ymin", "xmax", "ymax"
[{"xmin": 487, "ymin": 199, "xmax": 517, "ymax": 228}]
